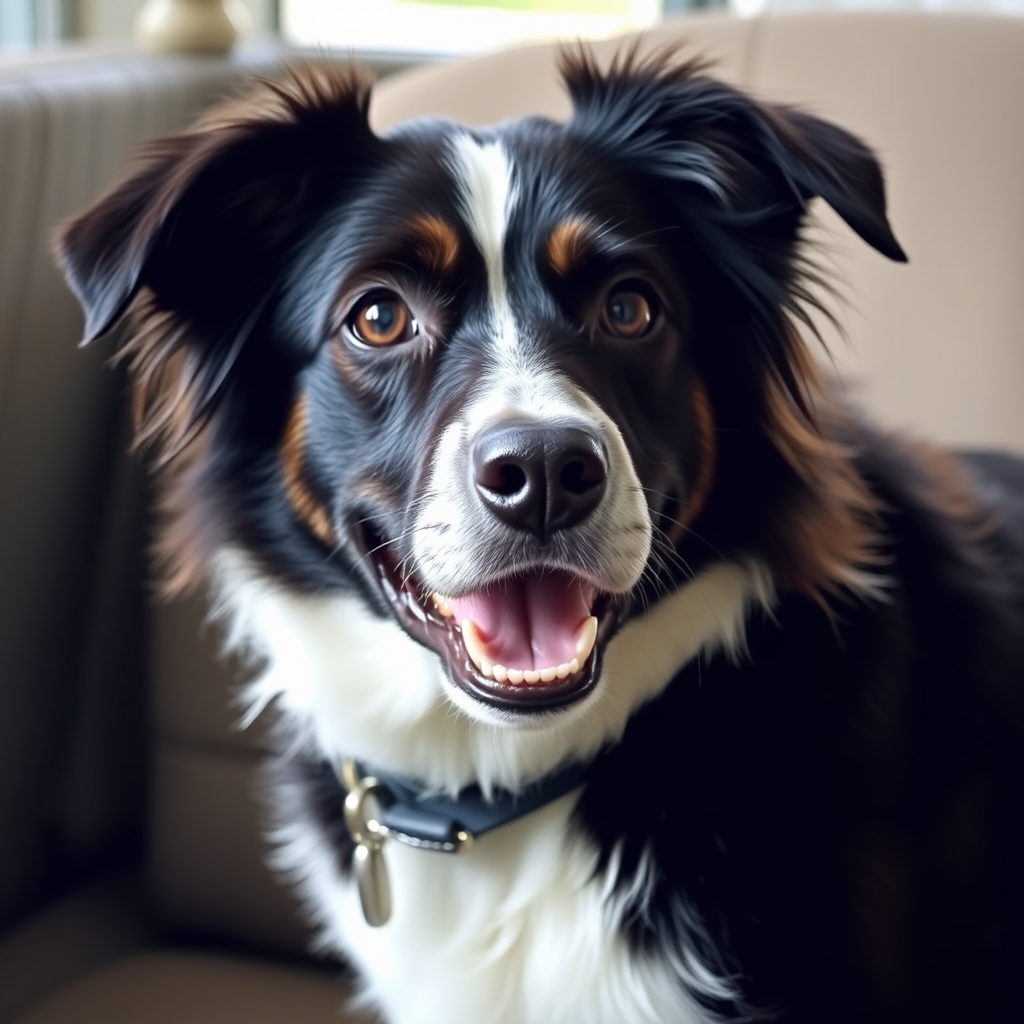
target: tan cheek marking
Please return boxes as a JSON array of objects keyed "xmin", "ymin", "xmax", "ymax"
[
  {"xmin": 669, "ymin": 378, "xmax": 717, "ymax": 543},
  {"xmin": 123, "ymin": 295, "xmax": 201, "ymax": 462},
  {"xmin": 762, "ymin": 335, "xmax": 880, "ymax": 603},
  {"xmin": 349, "ymin": 476, "xmax": 399, "ymax": 509},
  {"xmin": 905, "ymin": 438, "xmax": 998, "ymax": 540},
  {"xmin": 547, "ymin": 217, "xmax": 596, "ymax": 277},
  {"xmin": 281, "ymin": 394, "xmax": 335, "ymax": 547},
  {"xmin": 408, "ymin": 214, "xmax": 460, "ymax": 274},
  {"xmin": 152, "ymin": 427, "xmax": 216, "ymax": 598}
]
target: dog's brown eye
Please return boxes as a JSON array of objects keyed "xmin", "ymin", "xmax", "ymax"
[
  {"xmin": 349, "ymin": 294, "xmax": 417, "ymax": 347},
  {"xmin": 602, "ymin": 289, "xmax": 653, "ymax": 338}
]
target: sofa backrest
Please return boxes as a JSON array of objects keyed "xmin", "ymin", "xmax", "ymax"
[{"xmin": 0, "ymin": 49, "xmax": 273, "ymax": 932}]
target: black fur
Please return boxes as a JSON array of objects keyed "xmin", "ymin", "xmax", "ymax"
[{"xmin": 576, "ymin": 445, "xmax": 1024, "ymax": 1022}]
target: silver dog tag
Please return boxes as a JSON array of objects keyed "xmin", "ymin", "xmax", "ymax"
[
  {"xmin": 353, "ymin": 837, "xmax": 392, "ymax": 927},
  {"xmin": 343, "ymin": 762, "xmax": 393, "ymax": 927}
]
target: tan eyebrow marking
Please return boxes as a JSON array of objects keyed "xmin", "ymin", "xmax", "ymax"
[
  {"xmin": 407, "ymin": 214, "xmax": 461, "ymax": 274},
  {"xmin": 547, "ymin": 216, "xmax": 598, "ymax": 277},
  {"xmin": 281, "ymin": 394, "xmax": 336, "ymax": 547}
]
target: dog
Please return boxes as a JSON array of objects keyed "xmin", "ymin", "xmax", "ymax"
[{"xmin": 56, "ymin": 47, "xmax": 1024, "ymax": 1024}]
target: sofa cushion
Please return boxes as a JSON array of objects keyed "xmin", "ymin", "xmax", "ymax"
[
  {"xmin": 149, "ymin": 737, "xmax": 311, "ymax": 955},
  {"xmin": 0, "ymin": 875, "xmax": 155, "ymax": 1021},
  {"xmin": 11, "ymin": 951, "xmax": 378, "ymax": 1024}
]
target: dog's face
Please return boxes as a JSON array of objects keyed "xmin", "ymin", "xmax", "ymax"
[
  {"xmin": 290, "ymin": 121, "xmax": 709, "ymax": 720},
  {"xmin": 57, "ymin": 52, "xmax": 904, "ymax": 734}
]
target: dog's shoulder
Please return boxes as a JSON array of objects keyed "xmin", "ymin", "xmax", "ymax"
[{"xmin": 571, "ymin": 431, "xmax": 1024, "ymax": 1022}]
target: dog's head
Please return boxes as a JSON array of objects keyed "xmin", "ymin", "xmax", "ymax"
[{"xmin": 56, "ymin": 50, "xmax": 904, "ymax": 733}]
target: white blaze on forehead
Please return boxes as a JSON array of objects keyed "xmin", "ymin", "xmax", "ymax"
[{"xmin": 449, "ymin": 134, "xmax": 517, "ymax": 346}]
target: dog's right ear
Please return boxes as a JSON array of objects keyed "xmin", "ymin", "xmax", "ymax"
[{"xmin": 54, "ymin": 63, "xmax": 377, "ymax": 346}]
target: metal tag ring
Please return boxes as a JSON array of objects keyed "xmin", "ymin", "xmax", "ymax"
[{"xmin": 344, "ymin": 773, "xmax": 388, "ymax": 849}]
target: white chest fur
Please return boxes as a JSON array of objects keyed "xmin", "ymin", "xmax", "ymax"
[
  {"xmin": 213, "ymin": 554, "xmax": 771, "ymax": 1023},
  {"xmin": 275, "ymin": 789, "xmax": 725, "ymax": 1024}
]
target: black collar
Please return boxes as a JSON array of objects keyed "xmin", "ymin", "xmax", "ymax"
[{"xmin": 335, "ymin": 757, "xmax": 592, "ymax": 854}]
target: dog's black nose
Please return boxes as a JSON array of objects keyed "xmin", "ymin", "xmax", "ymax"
[{"xmin": 472, "ymin": 421, "xmax": 607, "ymax": 541}]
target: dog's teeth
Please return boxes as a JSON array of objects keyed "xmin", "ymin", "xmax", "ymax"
[
  {"xmin": 462, "ymin": 616, "xmax": 596, "ymax": 686},
  {"xmin": 433, "ymin": 594, "xmax": 454, "ymax": 618},
  {"xmin": 575, "ymin": 616, "xmax": 598, "ymax": 664},
  {"xmin": 461, "ymin": 619, "xmax": 488, "ymax": 671}
]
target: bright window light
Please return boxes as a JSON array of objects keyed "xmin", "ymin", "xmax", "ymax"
[{"xmin": 281, "ymin": 0, "xmax": 662, "ymax": 57}]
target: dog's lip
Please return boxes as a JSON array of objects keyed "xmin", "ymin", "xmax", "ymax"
[{"xmin": 354, "ymin": 523, "xmax": 620, "ymax": 714}]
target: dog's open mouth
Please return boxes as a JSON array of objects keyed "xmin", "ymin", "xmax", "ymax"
[{"xmin": 359, "ymin": 526, "xmax": 620, "ymax": 713}]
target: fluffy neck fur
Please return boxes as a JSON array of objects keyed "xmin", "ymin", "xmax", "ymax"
[{"xmin": 214, "ymin": 549, "xmax": 773, "ymax": 796}]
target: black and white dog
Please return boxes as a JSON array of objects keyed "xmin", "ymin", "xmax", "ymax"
[{"xmin": 57, "ymin": 48, "xmax": 1024, "ymax": 1024}]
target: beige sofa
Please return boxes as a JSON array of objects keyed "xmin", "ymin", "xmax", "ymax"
[{"xmin": 1, "ymin": 11, "xmax": 1022, "ymax": 1022}]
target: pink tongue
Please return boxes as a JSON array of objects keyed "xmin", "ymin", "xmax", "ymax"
[{"xmin": 449, "ymin": 571, "xmax": 595, "ymax": 671}]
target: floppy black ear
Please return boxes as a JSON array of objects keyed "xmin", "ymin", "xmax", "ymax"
[
  {"xmin": 561, "ymin": 46, "xmax": 906, "ymax": 263},
  {"xmin": 54, "ymin": 63, "xmax": 378, "ymax": 346},
  {"xmin": 762, "ymin": 104, "xmax": 906, "ymax": 263}
]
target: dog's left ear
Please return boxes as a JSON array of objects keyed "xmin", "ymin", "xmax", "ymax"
[{"xmin": 562, "ymin": 47, "xmax": 907, "ymax": 263}]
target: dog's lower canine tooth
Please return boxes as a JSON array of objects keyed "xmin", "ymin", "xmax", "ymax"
[
  {"xmin": 575, "ymin": 616, "xmax": 598, "ymax": 664},
  {"xmin": 461, "ymin": 620, "xmax": 487, "ymax": 671}
]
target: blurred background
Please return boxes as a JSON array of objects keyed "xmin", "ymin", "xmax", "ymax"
[
  {"xmin": 2, "ymin": 0, "xmax": 1022, "ymax": 1021},
  {"xmin": 4, "ymin": 0, "xmax": 1024, "ymax": 56}
]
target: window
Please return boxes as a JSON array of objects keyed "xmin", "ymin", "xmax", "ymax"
[
  {"xmin": 281, "ymin": 0, "xmax": 662, "ymax": 56},
  {"xmin": 0, "ymin": 0, "xmax": 65, "ymax": 49}
]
